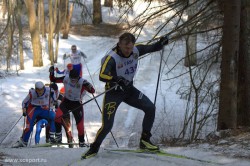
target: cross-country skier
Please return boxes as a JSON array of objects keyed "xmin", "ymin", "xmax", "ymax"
[
  {"xmin": 63, "ymin": 45, "xmax": 87, "ymax": 77},
  {"xmin": 35, "ymin": 119, "xmax": 48, "ymax": 144},
  {"xmin": 49, "ymin": 68, "xmax": 95, "ymax": 147},
  {"xmin": 55, "ymin": 63, "xmax": 73, "ymax": 101},
  {"xmin": 12, "ymin": 81, "xmax": 57, "ymax": 148},
  {"xmin": 82, "ymin": 32, "xmax": 169, "ymax": 159}
]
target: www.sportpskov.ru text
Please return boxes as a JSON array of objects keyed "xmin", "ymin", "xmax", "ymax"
[{"xmin": 4, "ymin": 158, "xmax": 47, "ymax": 163}]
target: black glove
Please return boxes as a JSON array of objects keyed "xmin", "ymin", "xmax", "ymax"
[
  {"xmin": 49, "ymin": 66, "xmax": 54, "ymax": 76},
  {"xmin": 22, "ymin": 108, "xmax": 27, "ymax": 117},
  {"xmin": 49, "ymin": 66, "xmax": 54, "ymax": 73},
  {"xmin": 160, "ymin": 35, "xmax": 169, "ymax": 45},
  {"xmin": 113, "ymin": 76, "xmax": 132, "ymax": 90}
]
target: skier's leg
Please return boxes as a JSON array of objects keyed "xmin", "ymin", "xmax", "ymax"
[
  {"xmin": 82, "ymin": 90, "xmax": 124, "ymax": 158},
  {"xmin": 62, "ymin": 115, "xmax": 73, "ymax": 147},
  {"xmin": 22, "ymin": 107, "xmax": 38, "ymax": 143},
  {"xmin": 72, "ymin": 103, "xmax": 85, "ymax": 147},
  {"xmin": 124, "ymin": 87, "xmax": 158, "ymax": 150},
  {"xmin": 39, "ymin": 109, "xmax": 56, "ymax": 140},
  {"xmin": 54, "ymin": 103, "xmax": 65, "ymax": 143},
  {"xmin": 35, "ymin": 121, "xmax": 42, "ymax": 144}
]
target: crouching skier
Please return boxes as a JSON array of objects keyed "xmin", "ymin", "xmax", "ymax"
[
  {"xmin": 49, "ymin": 67, "xmax": 95, "ymax": 148},
  {"xmin": 12, "ymin": 81, "xmax": 57, "ymax": 148}
]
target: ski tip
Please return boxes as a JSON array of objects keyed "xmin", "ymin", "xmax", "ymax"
[
  {"xmin": 80, "ymin": 153, "xmax": 97, "ymax": 160},
  {"xmin": 81, "ymin": 156, "xmax": 86, "ymax": 160}
]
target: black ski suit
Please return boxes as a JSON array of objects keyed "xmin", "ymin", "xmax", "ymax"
[{"xmin": 92, "ymin": 40, "xmax": 164, "ymax": 147}]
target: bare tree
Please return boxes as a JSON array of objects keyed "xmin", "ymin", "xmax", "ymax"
[
  {"xmin": 104, "ymin": 0, "xmax": 113, "ymax": 8},
  {"xmin": 237, "ymin": 0, "xmax": 250, "ymax": 126},
  {"xmin": 184, "ymin": 0, "xmax": 197, "ymax": 67},
  {"xmin": 62, "ymin": 2, "xmax": 73, "ymax": 39},
  {"xmin": 217, "ymin": 0, "xmax": 241, "ymax": 130},
  {"xmin": 15, "ymin": 0, "xmax": 24, "ymax": 70},
  {"xmin": 93, "ymin": 0, "xmax": 102, "ymax": 24},
  {"xmin": 24, "ymin": 0, "xmax": 43, "ymax": 67},
  {"xmin": 48, "ymin": 0, "xmax": 54, "ymax": 65},
  {"xmin": 38, "ymin": 0, "xmax": 46, "ymax": 38},
  {"xmin": 6, "ymin": 0, "xmax": 14, "ymax": 71}
]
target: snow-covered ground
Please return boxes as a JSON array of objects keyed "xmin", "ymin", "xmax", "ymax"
[{"xmin": 1, "ymin": 1, "xmax": 250, "ymax": 166}]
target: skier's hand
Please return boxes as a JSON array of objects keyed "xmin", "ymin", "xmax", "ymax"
[
  {"xmin": 22, "ymin": 108, "xmax": 27, "ymax": 117},
  {"xmin": 81, "ymin": 52, "xmax": 87, "ymax": 59},
  {"xmin": 160, "ymin": 35, "xmax": 169, "ymax": 45},
  {"xmin": 63, "ymin": 54, "xmax": 67, "ymax": 60},
  {"xmin": 49, "ymin": 66, "xmax": 54, "ymax": 73},
  {"xmin": 86, "ymin": 84, "xmax": 95, "ymax": 94},
  {"xmin": 113, "ymin": 76, "xmax": 132, "ymax": 90},
  {"xmin": 41, "ymin": 105, "xmax": 49, "ymax": 110}
]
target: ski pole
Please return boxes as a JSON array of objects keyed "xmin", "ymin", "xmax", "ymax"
[
  {"xmin": 154, "ymin": 46, "xmax": 165, "ymax": 105},
  {"xmin": 23, "ymin": 116, "xmax": 26, "ymax": 134},
  {"xmin": 83, "ymin": 59, "xmax": 119, "ymax": 147},
  {"xmin": 71, "ymin": 112, "xmax": 74, "ymax": 142},
  {"xmin": 55, "ymin": 85, "xmax": 117, "ymax": 120},
  {"xmin": 0, "ymin": 115, "xmax": 23, "ymax": 145}
]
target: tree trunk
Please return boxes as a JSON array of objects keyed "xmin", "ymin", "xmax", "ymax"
[
  {"xmin": 48, "ymin": 0, "xmax": 54, "ymax": 64},
  {"xmin": 62, "ymin": 3, "xmax": 73, "ymax": 39},
  {"xmin": 184, "ymin": 0, "xmax": 197, "ymax": 67},
  {"xmin": 217, "ymin": 0, "xmax": 241, "ymax": 130},
  {"xmin": 104, "ymin": 0, "xmax": 113, "ymax": 8},
  {"xmin": 93, "ymin": 0, "xmax": 102, "ymax": 25},
  {"xmin": 54, "ymin": 0, "xmax": 67, "ymax": 34},
  {"xmin": 53, "ymin": 0, "xmax": 58, "ymax": 33},
  {"xmin": 237, "ymin": 0, "xmax": 250, "ymax": 126},
  {"xmin": 54, "ymin": 0, "xmax": 67, "ymax": 63},
  {"xmin": 16, "ymin": 0, "xmax": 24, "ymax": 70},
  {"xmin": 38, "ymin": 0, "xmax": 46, "ymax": 38},
  {"xmin": 24, "ymin": 0, "xmax": 43, "ymax": 67},
  {"xmin": 2, "ymin": 0, "xmax": 8, "ymax": 18},
  {"xmin": 7, "ymin": 0, "xmax": 14, "ymax": 71}
]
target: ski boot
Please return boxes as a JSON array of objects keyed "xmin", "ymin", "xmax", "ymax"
[
  {"xmin": 12, "ymin": 138, "xmax": 27, "ymax": 148},
  {"xmin": 139, "ymin": 132, "xmax": 159, "ymax": 151},
  {"xmin": 81, "ymin": 143, "xmax": 100, "ymax": 159}
]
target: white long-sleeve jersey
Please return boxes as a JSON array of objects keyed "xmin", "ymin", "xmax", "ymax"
[
  {"xmin": 63, "ymin": 50, "xmax": 87, "ymax": 65},
  {"xmin": 22, "ymin": 87, "xmax": 56, "ymax": 109}
]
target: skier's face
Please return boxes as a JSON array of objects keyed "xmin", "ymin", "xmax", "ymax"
[
  {"xmin": 71, "ymin": 46, "xmax": 77, "ymax": 53},
  {"xmin": 36, "ymin": 87, "xmax": 45, "ymax": 96},
  {"xmin": 70, "ymin": 77, "xmax": 79, "ymax": 84},
  {"xmin": 67, "ymin": 64, "xmax": 73, "ymax": 71},
  {"xmin": 118, "ymin": 41, "xmax": 134, "ymax": 57}
]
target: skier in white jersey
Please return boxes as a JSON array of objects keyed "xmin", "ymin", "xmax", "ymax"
[
  {"xmin": 82, "ymin": 32, "xmax": 169, "ymax": 159},
  {"xmin": 49, "ymin": 68, "xmax": 95, "ymax": 147},
  {"xmin": 12, "ymin": 81, "xmax": 57, "ymax": 148},
  {"xmin": 63, "ymin": 45, "xmax": 87, "ymax": 77}
]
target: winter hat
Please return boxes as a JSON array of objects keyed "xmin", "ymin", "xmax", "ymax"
[{"xmin": 35, "ymin": 81, "xmax": 45, "ymax": 89}]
